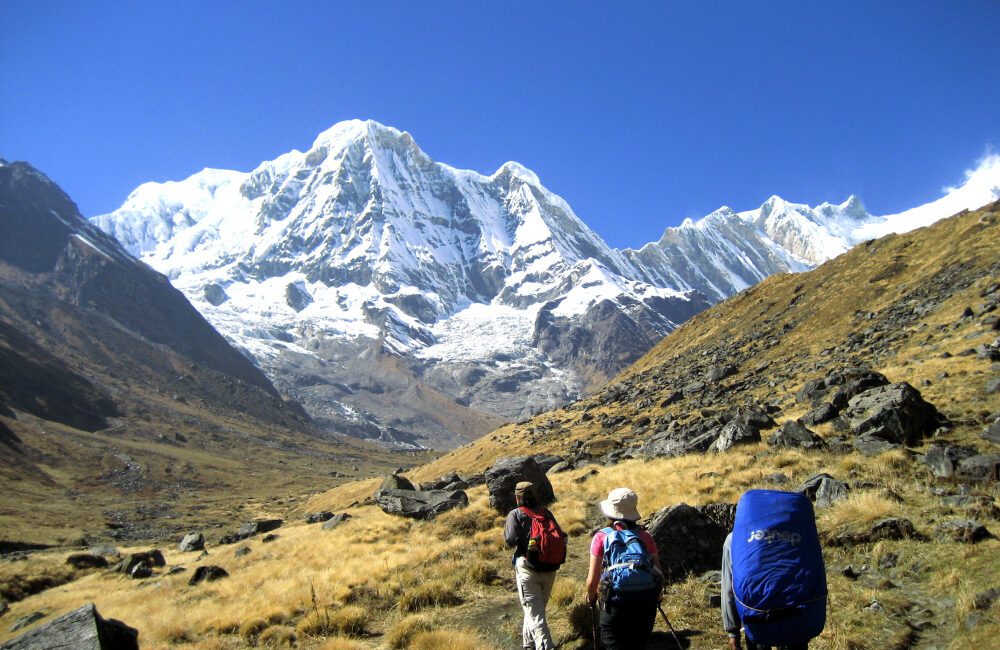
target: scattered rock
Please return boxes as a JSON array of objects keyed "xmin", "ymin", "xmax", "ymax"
[
  {"xmin": 925, "ymin": 444, "xmax": 978, "ymax": 479},
  {"xmin": 935, "ymin": 519, "xmax": 992, "ymax": 543},
  {"xmin": 710, "ymin": 421, "xmax": 761, "ymax": 453},
  {"xmin": 189, "ymin": 565, "xmax": 229, "ymax": 585},
  {"xmin": 955, "ymin": 455, "xmax": 1000, "ymax": 482},
  {"xmin": 842, "ymin": 382, "xmax": 941, "ymax": 445},
  {"xmin": 115, "ymin": 550, "xmax": 165, "ymax": 575},
  {"xmin": 1, "ymin": 604, "xmax": 137, "ymax": 649},
  {"xmin": 983, "ymin": 419, "xmax": 1000, "ymax": 445},
  {"xmin": 322, "ymin": 513, "xmax": 352, "ymax": 530},
  {"xmin": 547, "ymin": 461, "xmax": 573, "ymax": 474},
  {"xmin": 304, "ymin": 511, "xmax": 334, "ymax": 524},
  {"xmin": 795, "ymin": 473, "xmax": 849, "ymax": 508},
  {"xmin": 852, "ymin": 432, "xmax": 903, "ymax": 457},
  {"xmin": 129, "ymin": 562, "xmax": 152, "ymax": 579},
  {"xmin": 765, "ymin": 473, "xmax": 790, "ymax": 485},
  {"xmin": 833, "ymin": 517, "xmax": 917, "ymax": 547},
  {"xmin": 234, "ymin": 547, "xmax": 251, "ymax": 558},
  {"xmin": 800, "ymin": 402, "xmax": 838, "ymax": 426},
  {"xmin": 219, "ymin": 520, "xmax": 283, "ymax": 545},
  {"xmin": 178, "ymin": 532, "xmax": 205, "ymax": 552},
  {"xmin": 373, "ymin": 488, "xmax": 468, "ymax": 520},
  {"xmin": 380, "ymin": 474, "xmax": 415, "ymax": 491},
  {"xmin": 65, "ymin": 554, "xmax": 109, "ymax": 570},
  {"xmin": 484, "ymin": 456, "xmax": 555, "ymax": 513},
  {"xmin": 768, "ymin": 420, "xmax": 826, "ymax": 449}
]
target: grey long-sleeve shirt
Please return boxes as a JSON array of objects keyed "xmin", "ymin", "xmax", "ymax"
[{"xmin": 721, "ymin": 532, "xmax": 741, "ymax": 637}]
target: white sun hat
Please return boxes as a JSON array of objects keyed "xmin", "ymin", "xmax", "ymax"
[{"xmin": 599, "ymin": 487, "xmax": 641, "ymax": 522}]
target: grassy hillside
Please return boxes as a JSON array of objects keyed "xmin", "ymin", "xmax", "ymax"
[{"xmin": 1, "ymin": 202, "xmax": 998, "ymax": 649}]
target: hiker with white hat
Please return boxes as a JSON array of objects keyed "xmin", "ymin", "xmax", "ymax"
[{"xmin": 585, "ymin": 487, "xmax": 664, "ymax": 649}]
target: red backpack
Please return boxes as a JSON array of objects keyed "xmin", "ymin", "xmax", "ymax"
[{"xmin": 520, "ymin": 507, "xmax": 567, "ymax": 566}]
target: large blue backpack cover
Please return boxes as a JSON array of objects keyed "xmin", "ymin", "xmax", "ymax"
[{"xmin": 732, "ymin": 489, "xmax": 826, "ymax": 646}]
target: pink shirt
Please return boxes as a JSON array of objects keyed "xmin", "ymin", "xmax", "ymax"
[{"xmin": 590, "ymin": 526, "xmax": 658, "ymax": 559}]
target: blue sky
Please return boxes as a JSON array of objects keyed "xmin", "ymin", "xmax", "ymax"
[{"xmin": 2, "ymin": 1, "xmax": 998, "ymax": 249}]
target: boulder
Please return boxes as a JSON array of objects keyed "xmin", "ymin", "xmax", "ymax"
[
  {"xmin": 129, "ymin": 562, "xmax": 152, "ymax": 579},
  {"xmin": 178, "ymin": 532, "xmax": 205, "ymax": 552},
  {"xmin": 955, "ymin": 455, "xmax": 1000, "ymax": 483},
  {"xmin": 768, "ymin": 420, "xmax": 826, "ymax": 450},
  {"xmin": 116, "ymin": 550, "xmax": 165, "ymax": 574},
  {"xmin": 852, "ymin": 431, "xmax": 903, "ymax": 456},
  {"xmin": 303, "ymin": 511, "xmax": 334, "ymax": 524},
  {"xmin": 800, "ymin": 402, "xmax": 838, "ymax": 426},
  {"xmin": 322, "ymin": 513, "xmax": 352, "ymax": 530},
  {"xmin": 832, "ymin": 517, "xmax": 917, "ymax": 547},
  {"xmin": 0, "ymin": 603, "xmax": 138, "ymax": 650},
  {"xmin": 485, "ymin": 456, "xmax": 555, "ymax": 513},
  {"xmin": 380, "ymin": 474, "xmax": 415, "ymax": 492},
  {"xmin": 842, "ymin": 382, "xmax": 940, "ymax": 445},
  {"xmin": 924, "ymin": 444, "xmax": 978, "ymax": 479},
  {"xmin": 219, "ymin": 519, "xmax": 284, "ymax": 545},
  {"xmin": 710, "ymin": 421, "xmax": 761, "ymax": 453},
  {"xmin": 547, "ymin": 461, "xmax": 573, "ymax": 474},
  {"xmin": 935, "ymin": 519, "xmax": 992, "ymax": 543},
  {"xmin": 373, "ymin": 488, "xmax": 468, "ymax": 520},
  {"xmin": 796, "ymin": 378, "xmax": 827, "ymax": 404},
  {"xmin": 645, "ymin": 503, "xmax": 731, "ymax": 583},
  {"xmin": 729, "ymin": 406, "xmax": 775, "ymax": 430},
  {"xmin": 983, "ymin": 419, "xmax": 1000, "ymax": 446},
  {"xmin": 234, "ymin": 547, "xmax": 251, "ymax": 558},
  {"xmin": 65, "ymin": 554, "xmax": 109, "ymax": 570},
  {"xmin": 830, "ymin": 368, "xmax": 890, "ymax": 408},
  {"xmin": 189, "ymin": 565, "xmax": 229, "ymax": 585},
  {"xmin": 795, "ymin": 473, "xmax": 849, "ymax": 508},
  {"xmin": 706, "ymin": 365, "xmax": 737, "ymax": 382},
  {"xmin": 87, "ymin": 545, "xmax": 119, "ymax": 558}
]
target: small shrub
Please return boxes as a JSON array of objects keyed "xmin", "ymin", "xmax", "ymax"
[
  {"xmin": 258, "ymin": 625, "xmax": 297, "ymax": 647},
  {"xmin": 566, "ymin": 601, "xmax": 593, "ymax": 642},
  {"xmin": 466, "ymin": 560, "xmax": 500, "ymax": 585},
  {"xmin": 238, "ymin": 617, "xmax": 269, "ymax": 637},
  {"xmin": 386, "ymin": 613, "xmax": 434, "ymax": 649},
  {"xmin": 550, "ymin": 577, "xmax": 582, "ymax": 608},
  {"xmin": 398, "ymin": 579, "xmax": 462, "ymax": 612},
  {"xmin": 434, "ymin": 504, "xmax": 501, "ymax": 535},
  {"xmin": 315, "ymin": 638, "xmax": 367, "ymax": 650},
  {"xmin": 409, "ymin": 628, "xmax": 491, "ymax": 650},
  {"xmin": 327, "ymin": 605, "xmax": 368, "ymax": 636}
]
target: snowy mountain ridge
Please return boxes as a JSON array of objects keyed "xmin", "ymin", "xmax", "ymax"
[{"xmin": 92, "ymin": 121, "xmax": 1000, "ymax": 448}]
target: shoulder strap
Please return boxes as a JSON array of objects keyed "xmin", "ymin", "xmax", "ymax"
[{"xmin": 519, "ymin": 506, "xmax": 544, "ymax": 520}]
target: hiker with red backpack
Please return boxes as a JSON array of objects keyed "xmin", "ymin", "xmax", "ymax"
[
  {"xmin": 504, "ymin": 481, "xmax": 568, "ymax": 650},
  {"xmin": 722, "ymin": 489, "xmax": 827, "ymax": 650},
  {"xmin": 585, "ymin": 487, "xmax": 664, "ymax": 649}
]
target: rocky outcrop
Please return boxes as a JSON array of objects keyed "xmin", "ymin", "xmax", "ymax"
[
  {"xmin": 179, "ymin": 532, "xmax": 205, "ymax": 552},
  {"xmin": 0, "ymin": 603, "xmax": 138, "ymax": 650}
]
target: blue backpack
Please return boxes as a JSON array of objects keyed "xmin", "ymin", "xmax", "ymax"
[
  {"xmin": 731, "ymin": 490, "xmax": 827, "ymax": 646},
  {"xmin": 599, "ymin": 526, "xmax": 660, "ymax": 601}
]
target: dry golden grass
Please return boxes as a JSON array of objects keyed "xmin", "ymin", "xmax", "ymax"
[
  {"xmin": 550, "ymin": 577, "xmax": 583, "ymax": 608},
  {"xmin": 386, "ymin": 613, "xmax": 435, "ymax": 649},
  {"xmin": 408, "ymin": 629, "xmax": 495, "ymax": 650},
  {"xmin": 398, "ymin": 580, "xmax": 463, "ymax": 612},
  {"xmin": 314, "ymin": 638, "xmax": 368, "ymax": 650},
  {"xmin": 257, "ymin": 625, "xmax": 297, "ymax": 647}
]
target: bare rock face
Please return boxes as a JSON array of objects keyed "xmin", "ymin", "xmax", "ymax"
[{"xmin": 0, "ymin": 603, "xmax": 138, "ymax": 650}]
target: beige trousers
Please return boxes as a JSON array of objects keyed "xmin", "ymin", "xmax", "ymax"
[{"xmin": 514, "ymin": 556, "xmax": 557, "ymax": 649}]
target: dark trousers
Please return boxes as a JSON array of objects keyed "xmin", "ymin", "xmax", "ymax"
[
  {"xmin": 598, "ymin": 591, "xmax": 658, "ymax": 649},
  {"xmin": 746, "ymin": 639, "xmax": 809, "ymax": 650}
]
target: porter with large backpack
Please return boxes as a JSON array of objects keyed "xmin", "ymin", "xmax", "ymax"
[{"xmin": 731, "ymin": 490, "xmax": 827, "ymax": 647}]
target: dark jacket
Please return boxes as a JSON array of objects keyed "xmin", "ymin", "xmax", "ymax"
[{"xmin": 504, "ymin": 506, "xmax": 562, "ymax": 572}]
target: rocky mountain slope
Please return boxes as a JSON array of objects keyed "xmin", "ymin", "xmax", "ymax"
[
  {"xmin": 0, "ymin": 160, "xmax": 404, "ymax": 546},
  {"xmin": 93, "ymin": 122, "xmax": 1000, "ymax": 450}
]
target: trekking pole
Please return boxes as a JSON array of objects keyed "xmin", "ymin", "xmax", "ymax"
[
  {"xmin": 589, "ymin": 599, "xmax": 599, "ymax": 650},
  {"xmin": 657, "ymin": 603, "xmax": 684, "ymax": 650}
]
